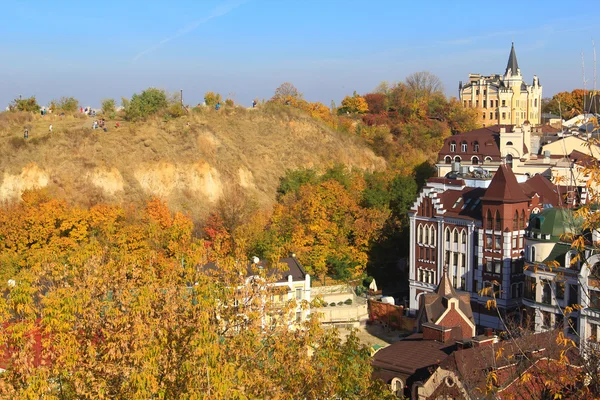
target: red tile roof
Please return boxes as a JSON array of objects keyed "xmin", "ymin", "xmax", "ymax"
[
  {"xmin": 372, "ymin": 333, "xmax": 455, "ymax": 379},
  {"xmin": 438, "ymin": 125, "xmax": 514, "ymax": 162},
  {"xmin": 437, "ymin": 187, "xmax": 485, "ymax": 220},
  {"xmin": 481, "ymin": 164, "xmax": 530, "ymax": 203},
  {"xmin": 518, "ymin": 174, "xmax": 560, "ymax": 207}
]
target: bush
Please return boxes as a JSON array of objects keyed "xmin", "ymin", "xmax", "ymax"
[
  {"xmin": 125, "ymin": 88, "xmax": 168, "ymax": 121},
  {"xmin": 165, "ymin": 103, "xmax": 186, "ymax": 118},
  {"xmin": 225, "ymin": 98, "xmax": 234, "ymax": 107},
  {"xmin": 204, "ymin": 92, "xmax": 222, "ymax": 107},
  {"xmin": 101, "ymin": 98, "xmax": 116, "ymax": 115},
  {"xmin": 9, "ymin": 96, "xmax": 40, "ymax": 112},
  {"xmin": 54, "ymin": 96, "xmax": 79, "ymax": 113}
]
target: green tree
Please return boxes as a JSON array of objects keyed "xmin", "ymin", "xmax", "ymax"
[
  {"xmin": 9, "ymin": 96, "xmax": 40, "ymax": 112},
  {"xmin": 389, "ymin": 174, "xmax": 417, "ymax": 224},
  {"xmin": 277, "ymin": 168, "xmax": 318, "ymax": 198},
  {"xmin": 54, "ymin": 96, "xmax": 79, "ymax": 113},
  {"xmin": 125, "ymin": 88, "xmax": 168, "ymax": 121},
  {"xmin": 101, "ymin": 98, "xmax": 116, "ymax": 115}
]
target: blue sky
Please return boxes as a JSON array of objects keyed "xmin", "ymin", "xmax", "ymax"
[{"xmin": 1, "ymin": 0, "xmax": 598, "ymax": 108}]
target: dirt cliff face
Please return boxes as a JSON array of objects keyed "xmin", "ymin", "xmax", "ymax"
[{"xmin": 0, "ymin": 108, "xmax": 385, "ymax": 220}]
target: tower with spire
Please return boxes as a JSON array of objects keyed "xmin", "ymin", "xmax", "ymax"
[{"xmin": 458, "ymin": 42, "xmax": 543, "ymax": 126}]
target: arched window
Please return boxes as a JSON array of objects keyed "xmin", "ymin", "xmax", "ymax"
[
  {"xmin": 454, "ymin": 156, "xmax": 461, "ymax": 163},
  {"xmin": 446, "ymin": 228, "xmax": 450, "ymax": 242},
  {"xmin": 461, "ymin": 230, "xmax": 467, "ymax": 244},
  {"xmin": 495, "ymin": 211, "xmax": 501, "ymax": 231},
  {"xmin": 424, "ymin": 226, "xmax": 430, "ymax": 245},
  {"xmin": 472, "ymin": 156, "xmax": 479, "ymax": 165},
  {"xmin": 461, "ymin": 141, "xmax": 468, "ymax": 152},
  {"xmin": 453, "ymin": 229, "xmax": 459, "ymax": 243},
  {"xmin": 484, "ymin": 156, "xmax": 493, "ymax": 162},
  {"xmin": 530, "ymin": 246, "xmax": 536, "ymax": 262},
  {"xmin": 418, "ymin": 225, "xmax": 423, "ymax": 243},
  {"xmin": 506, "ymin": 141, "xmax": 513, "ymax": 146},
  {"xmin": 473, "ymin": 141, "xmax": 479, "ymax": 152},
  {"xmin": 486, "ymin": 209, "xmax": 493, "ymax": 230},
  {"xmin": 513, "ymin": 211, "xmax": 519, "ymax": 230},
  {"xmin": 520, "ymin": 210, "xmax": 525, "ymax": 229},
  {"xmin": 430, "ymin": 227, "xmax": 436, "ymax": 245},
  {"xmin": 506, "ymin": 153, "xmax": 514, "ymax": 168},
  {"xmin": 444, "ymin": 156, "xmax": 452, "ymax": 164},
  {"xmin": 450, "ymin": 141, "xmax": 456, "ymax": 152}
]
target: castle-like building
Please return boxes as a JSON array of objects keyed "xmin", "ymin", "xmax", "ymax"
[{"xmin": 459, "ymin": 43, "xmax": 543, "ymax": 126}]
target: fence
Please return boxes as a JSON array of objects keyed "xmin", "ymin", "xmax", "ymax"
[{"xmin": 368, "ymin": 299, "xmax": 415, "ymax": 332}]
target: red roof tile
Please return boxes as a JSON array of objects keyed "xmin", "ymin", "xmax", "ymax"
[{"xmin": 481, "ymin": 165, "xmax": 529, "ymax": 203}]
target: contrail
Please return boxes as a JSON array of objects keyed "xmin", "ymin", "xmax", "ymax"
[{"xmin": 133, "ymin": 1, "xmax": 247, "ymax": 61}]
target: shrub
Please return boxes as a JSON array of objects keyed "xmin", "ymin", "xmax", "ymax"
[
  {"xmin": 165, "ymin": 103, "xmax": 186, "ymax": 118},
  {"xmin": 125, "ymin": 88, "xmax": 168, "ymax": 121},
  {"xmin": 225, "ymin": 98, "xmax": 234, "ymax": 107},
  {"xmin": 204, "ymin": 92, "xmax": 222, "ymax": 107},
  {"xmin": 54, "ymin": 96, "xmax": 79, "ymax": 113},
  {"xmin": 9, "ymin": 96, "xmax": 40, "ymax": 112},
  {"xmin": 101, "ymin": 98, "xmax": 116, "ymax": 115}
]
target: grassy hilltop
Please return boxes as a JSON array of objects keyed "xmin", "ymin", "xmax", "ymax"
[{"xmin": 0, "ymin": 106, "xmax": 384, "ymax": 221}]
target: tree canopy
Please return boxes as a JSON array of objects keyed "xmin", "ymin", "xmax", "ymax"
[{"xmin": 0, "ymin": 192, "xmax": 393, "ymax": 399}]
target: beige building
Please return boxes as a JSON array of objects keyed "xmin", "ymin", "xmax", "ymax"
[{"xmin": 459, "ymin": 43, "xmax": 543, "ymax": 126}]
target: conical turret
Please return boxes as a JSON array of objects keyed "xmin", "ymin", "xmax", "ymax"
[{"xmin": 505, "ymin": 42, "xmax": 520, "ymax": 76}]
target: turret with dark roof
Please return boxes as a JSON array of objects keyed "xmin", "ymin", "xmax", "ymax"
[
  {"xmin": 481, "ymin": 164, "xmax": 529, "ymax": 203},
  {"xmin": 505, "ymin": 42, "xmax": 520, "ymax": 75}
]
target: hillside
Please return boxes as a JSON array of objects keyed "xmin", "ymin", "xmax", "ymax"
[{"xmin": 0, "ymin": 106, "xmax": 385, "ymax": 220}]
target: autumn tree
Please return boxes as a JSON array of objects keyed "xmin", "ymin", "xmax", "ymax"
[
  {"xmin": 338, "ymin": 92, "xmax": 369, "ymax": 115},
  {"xmin": 363, "ymin": 93, "xmax": 387, "ymax": 114},
  {"xmin": 0, "ymin": 192, "xmax": 393, "ymax": 399},
  {"xmin": 204, "ymin": 91, "xmax": 222, "ymax": 107},
  {"xmin": 271, "ymin": 82, "xmax": 302, "ymax": 104},
  {"xmin": 405, "ymin": 71, "xmax": 444, "ymax": 98},
  {"xmin": 269, "ymin": 171, "xmax": 387, "ymax": 281}
]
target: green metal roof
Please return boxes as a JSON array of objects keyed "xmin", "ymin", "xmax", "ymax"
[
  {"xmin": 541, "ymin": 243, "xmax": 571, "ymax": 268},
  {"xmin": 528, "ymin": 208, "xmax": 581, "ymax": 241}
]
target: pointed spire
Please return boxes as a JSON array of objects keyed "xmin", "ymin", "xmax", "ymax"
[
  {"xmin": 435, "ymin": 264, "xmax": 456, "ymax": 298},
  {"xmin": 505, "ymin": 42, "xmax": 520, "ymax": 75}
]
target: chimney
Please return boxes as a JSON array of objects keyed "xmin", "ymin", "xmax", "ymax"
[{"xmin": 484, "ymin": 327, "xmax": 493, "ymax": 337}]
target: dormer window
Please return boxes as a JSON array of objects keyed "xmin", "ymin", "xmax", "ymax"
[
  {"xmin": 450, "ymin": 141, "xmax": 456, "ymax": 152},
  {"xmin": 461, "ymin": 141, "xmax": 467, "ymax": 152},
  {"xmin": 474, "ymin": 141, "xmax": 479, "ymax": 152}
]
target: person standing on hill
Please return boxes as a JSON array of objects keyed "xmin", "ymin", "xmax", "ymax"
[
  {"xmin": 23, "ymin": 128, "xmax": 29, "ymax": 139},
  {"xmin": 49, "ymin": 124, "xmax": 53, "ymax": 133}
]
